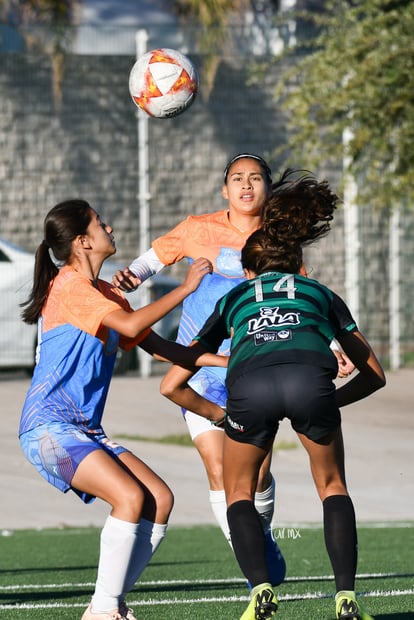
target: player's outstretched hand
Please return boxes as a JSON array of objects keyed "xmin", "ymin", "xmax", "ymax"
[
  {"xmin": 182, "ymin": 258, "xmax": 213, "ymax": 293},
  {"xmin": 112, "ymin": 267, "xmax": 141, "ymax": 291}
]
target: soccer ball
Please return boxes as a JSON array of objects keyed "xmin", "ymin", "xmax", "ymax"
[{"xmin": 129, "ymin": 48, "xmax": 198, "ymax": 119}]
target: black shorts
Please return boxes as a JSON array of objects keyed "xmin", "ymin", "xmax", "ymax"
[{"xmin": 225, "ymin": 364, "xmax": 341, "ymax": 448}]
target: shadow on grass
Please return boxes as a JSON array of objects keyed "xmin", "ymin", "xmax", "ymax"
[
  {"xmin": 0, "ymin": 564, "xmax": 96, "ymax": 576},
  {"xmin": 284, "ymin": 572, "xmax": 414, "ymax": 585},
  {"xmin": 135, "ymin": 580, "xmax": 244, "ymax": 595},
  {"xmin": 0, "ymin": 587, "xmax": 91, "ymax": 605},
  {"xmin": 374, "ymin": 615, "xmax": 414, "ymax": 619}
]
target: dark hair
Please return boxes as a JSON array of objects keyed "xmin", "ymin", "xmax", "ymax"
[
  {"xmin": 21, "ymin": 199, "xmax": 93, "ymax": 324},
  {"xmin": 241, "ymin": 169, "xmax": 339, "ymax": 275},
  {"xmin": 223, "ymin": 153, "xmax": 272, "ymax": 185}
]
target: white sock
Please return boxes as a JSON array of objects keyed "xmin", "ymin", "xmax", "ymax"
[
  {"xmin": 209, "ymin": 489, "xmax": 232, "ymax": 548},
  {"xmin": 122, "ymin": 518, "xmax": 168, "ymax": 596},
  {"xmin": 92, "ymin": 515, "xmax": 139, "ymax": 613},
  {"xmin": 254, "ymin": 475, "xmax": 276, "ymax": 533},
  {"xmin": 209, "ymin": 477, "xmax": 276, "ymax": 549}
]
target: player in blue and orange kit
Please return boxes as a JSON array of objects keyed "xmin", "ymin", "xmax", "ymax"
[
  {"xmin": 113, "ymin": 154, "xmax": 287, "ymax": 586},
  {"xmin": 160, "ymin": 170, "xmax": 386, "ymax": 620},
  {"xmin": 19, "ymin": 199, "xmax": 224, "ymax": 620}
]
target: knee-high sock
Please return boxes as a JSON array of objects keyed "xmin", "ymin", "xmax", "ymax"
[
  {"xmin": 209, "ymin": 489, "xmax": 232, "ymax": 546},
  {"xmin": 92, "ymin": 515, "xmax": 139, "ymax": 613},
  {"xmin": 210, "ymin": 477, "xmax": 276, "ymax": 549},
  {"xmin": 122, "ymin": 518, "xmax": 168, "ymax": 597},
  {"xmin": 323, "ymin": 495, "xmax": 358, "ymax": 592},
  {"xmin": 227, "ymin": 500, "xmax": 268, "ymax": 588},
  {"xmin": 254, "ymin": 475, "xmax": 276, "ymax": 532}
]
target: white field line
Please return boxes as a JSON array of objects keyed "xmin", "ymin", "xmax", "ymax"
[
  {"xmin": 0, "ymin": 575, "xmax": 413, "ymax": 611},
  {"xmin": 0, "ymin": 572, "xmax": 411, "ymax": 591}
]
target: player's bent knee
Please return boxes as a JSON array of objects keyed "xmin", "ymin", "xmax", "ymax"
[{"xmin": 154, "ymin": 487, "xmax": 174, "ymax": 517}]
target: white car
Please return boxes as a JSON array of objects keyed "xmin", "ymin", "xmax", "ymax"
[{"xmin": 0, "ymin": 237, "xmax": 181, "ymax": 373}]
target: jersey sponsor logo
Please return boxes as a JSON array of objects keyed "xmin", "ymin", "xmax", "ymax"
[
  {"xmin": 254, "ymin": 329, "xmax": 292, "ymax": 345},
  {"xmin": 247, "ymin": 306, "xmax": 300, "ymax": 334},
  {"xmin": 226, "ymin": 413, "xmax": 245, "ymax": 433}
]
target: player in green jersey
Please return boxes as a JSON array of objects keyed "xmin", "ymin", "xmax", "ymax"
[{"xmin": 160, "ymin": 170, "xmax": 386, "ymax": 620}]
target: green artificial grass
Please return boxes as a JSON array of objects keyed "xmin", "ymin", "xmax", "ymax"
[{"xmin": 0, "ymin": 524, "xmax": 413, "ymax": 619}]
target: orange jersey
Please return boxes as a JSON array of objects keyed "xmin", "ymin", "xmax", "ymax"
[
  {"xmin": 153, "ymin": 210, "xmax": 258, "ymax": 277},
  {"xmin": 152, "ymin": 210, "xmax": 260, "ymax": 350},
  {"xmin": 42, "ymin": 265, "xmax": 148, "ymax": 351}
]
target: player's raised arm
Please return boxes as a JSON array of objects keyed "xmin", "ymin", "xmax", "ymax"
[{"xmin": 104, "ymin": 257, "xmax": 213, "ymax": 338}]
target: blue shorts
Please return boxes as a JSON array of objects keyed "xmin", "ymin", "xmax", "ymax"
[
  {"xmin": 187, "ymin": 365, "xmax": 228, "ymax": 408},
  {"xmin": 20, "ymin": 422, "xmax": 128, "ymax": 503}
]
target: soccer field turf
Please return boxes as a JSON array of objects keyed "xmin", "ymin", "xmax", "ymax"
[{"xmin": 0, "ymin": 524, "xmax": 413, "ymax": 619}]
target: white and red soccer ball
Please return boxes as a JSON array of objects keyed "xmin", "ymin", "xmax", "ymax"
[{"xmin": 129, "ymin": 48, "xmax": 199, "ymax": 119}]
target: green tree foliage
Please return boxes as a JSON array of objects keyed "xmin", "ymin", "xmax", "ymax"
[
  {"xmin": 0, "ymin": 0, "xmax": 79, "ymax": 103},
  {"xmin": 0, "ymin": 0, "xmax": 78, "ymax": 46},
  {"xmin": 272, "ymin": 0, "xmax": 414, "ymax": 210},
  {"xmin": 174, "ymin": 0, "xmax": 242, "ymax": 25},
  {"xmin": 173, "ymin": 0, "xmax": 251, "ymax": 93}
]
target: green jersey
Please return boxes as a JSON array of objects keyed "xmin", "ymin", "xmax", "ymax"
[{"xmin": 195, "ymin": 272, "xmax": 357, "ymax": 387}]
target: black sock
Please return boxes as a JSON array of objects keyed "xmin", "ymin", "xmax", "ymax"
[
  {"xmin": 323, "ymin": 494, "xmax": 358, "ymax": 592},
  {"xmin": 227, "ymin": 500, "xmax": 268, "ymax": 588}
]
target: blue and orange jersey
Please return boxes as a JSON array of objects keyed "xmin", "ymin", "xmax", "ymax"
[
  {"xmin": 19, "ymin": 266, "xmax": 149, "ymax": 436},
  {"xmin": 152, "ymin": 210, "xmax": 258, "ymax": 353}
]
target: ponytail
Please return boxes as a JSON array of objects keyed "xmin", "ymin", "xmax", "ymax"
[
  {"xmin": 21, "ymin": 240, "xmax": 59, "ymax": 324},
  {"xmin": 21, "ymin": 199, "xmax": 92, "ymax": 324},
  {"xmin": 242, "ymin": 169, "xmax": 339, "ymax": 275}
]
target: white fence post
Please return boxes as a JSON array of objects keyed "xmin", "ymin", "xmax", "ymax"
[
  {"xmin": 135, "ymin": 29, "xmax": 152, "ymax": 378},
  {"xmin": 342, "ymin": 127, "xmax": 360, "ymax": 324},
  {"xmin": 389, "ymin": 208, "xmax": 401, "ymax": 370}
]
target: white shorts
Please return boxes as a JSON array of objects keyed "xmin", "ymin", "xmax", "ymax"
[
  {"xmin": 184, "ymin": 409, "xmax": 224, "ymax": 440},
  {"xmin": 184, "ymin": 367, "xmax": 227, "ymax": 440}
]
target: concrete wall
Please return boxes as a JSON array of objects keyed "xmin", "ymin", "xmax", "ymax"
[{"xmin": 1, "ymin": 50, "xmax": 413, "ymax": 364}]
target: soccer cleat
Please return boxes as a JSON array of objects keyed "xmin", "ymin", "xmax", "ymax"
[
  {"xmin": 240, "ymin": 583, "xmax": 278, "ymax": 620},
  {"xmin": 264, "ymin": 530, "xmax": 286, "ymax": 587},
  {"xmin": 119, "ymin": 601, "xmax": 139, "ymax": 620},
  {"xmin": 81, "ymin": 603, "xmax": 124, "ymax": 620},
  {"xmin": 335, "ymin": 591, "xmax": 374, "ymax": 620}
]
